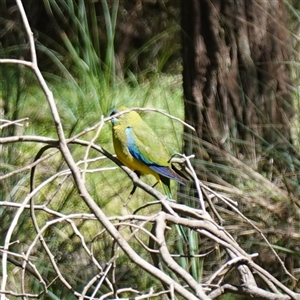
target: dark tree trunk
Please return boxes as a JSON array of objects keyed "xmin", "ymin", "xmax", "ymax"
[
  {"xmin": 181, "ymin": 0, "xmax": 294, "ymax": 175},
  {"xmin": 180, "ymin": 0, "xmax": 300, "ymax": 288}
]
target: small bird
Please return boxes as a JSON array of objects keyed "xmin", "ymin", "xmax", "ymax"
[
  {"xmin": 111, "ymin": 107, "xmax": 188, "ymax": 242},
  {"xmin": 110, "ymin": 106, "xmax": 186, "ymax": 198}
]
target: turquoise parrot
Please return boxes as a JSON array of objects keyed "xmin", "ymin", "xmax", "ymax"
[
  {"xmin": 110, "ymin": 106, "xmax": 185, "ymax": 197},
  {"xmin": 111, "ymin": 107, "xmax": 187, "ymax": 242}
]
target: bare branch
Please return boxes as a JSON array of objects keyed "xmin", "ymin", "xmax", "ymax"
[{"xmin": 1, "ymin": 1, "xmax": 299, "ymax": 300}]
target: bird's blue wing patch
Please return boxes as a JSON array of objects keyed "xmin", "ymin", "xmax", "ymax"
[
  {"xmin": 126, "ymin": 126, "xmax": 153, "ymax": 165},
  {"xmin": 151, "ymin": 165, "xmax": 185, "ymax": 184},
  {"xmin": 126, "ymin": 126, "xmax": 184, "ymax": 184},
  {"xmin": 150, "ymin": 165, "xmax": 181, "ymax": 181}
]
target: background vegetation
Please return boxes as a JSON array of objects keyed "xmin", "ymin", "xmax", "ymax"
[{"xmin": 1, "ymin": 0, "xmax": 300, "ymax": 299}]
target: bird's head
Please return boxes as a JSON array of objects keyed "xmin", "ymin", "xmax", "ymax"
[
  {"xmin": 110, "ymin": 106, "xmax": 127, "ymax": 124},
  {"xmin": 110, "ymin": 107, "xmax": 141, "ymax": 126},
  {"xmin": 110, "ymin": 106, "xmax": 128, "ymax": 115}
]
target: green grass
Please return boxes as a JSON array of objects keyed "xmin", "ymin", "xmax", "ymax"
[
  {"xmin": 0, "ymin": 1, "xmax": 185, "ymax": 294},
  {"xmin": 0, "ymin": 67, "xmax": 185, "ymax": 297}
]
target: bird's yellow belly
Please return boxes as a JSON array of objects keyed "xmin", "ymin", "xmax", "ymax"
[{"xmin": 114, "ymin": 140, "xmax": 159, "ymax": 180}]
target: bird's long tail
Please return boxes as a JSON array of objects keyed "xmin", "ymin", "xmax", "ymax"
[{"xmin": 160, "ymin": 177, "xmax": 188, "ymax": 243}]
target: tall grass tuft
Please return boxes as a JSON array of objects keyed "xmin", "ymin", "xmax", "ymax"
[{"xmin": 0, "ymin": 0, "xmax": 187, "ymax": 297}]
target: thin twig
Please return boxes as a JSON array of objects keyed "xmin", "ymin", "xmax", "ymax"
[{"xmin": 105, "ymin": 107, "xmax": 196, "ymax": 132}]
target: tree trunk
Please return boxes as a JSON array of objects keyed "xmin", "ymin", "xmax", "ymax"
[
  {"xmin": 180, "ymin": 0, "xmax": 300, "ymax": 289},
  {"xmin": 181, "ymin": 0, "xmax": 294, "ymax": 175}
]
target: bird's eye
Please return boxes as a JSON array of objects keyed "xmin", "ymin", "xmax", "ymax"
[{"xmin": 110, "ymin": 108, "xmax": 119, "ymax": 117}]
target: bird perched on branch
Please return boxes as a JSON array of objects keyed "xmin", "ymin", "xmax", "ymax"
[
  {"xmin": 111, "ymin": 107, "xmax": 188, "ymax": 242},
  {"xmin": 110, "ymin": 106, "xmax": 186, "ymax": 198}
]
